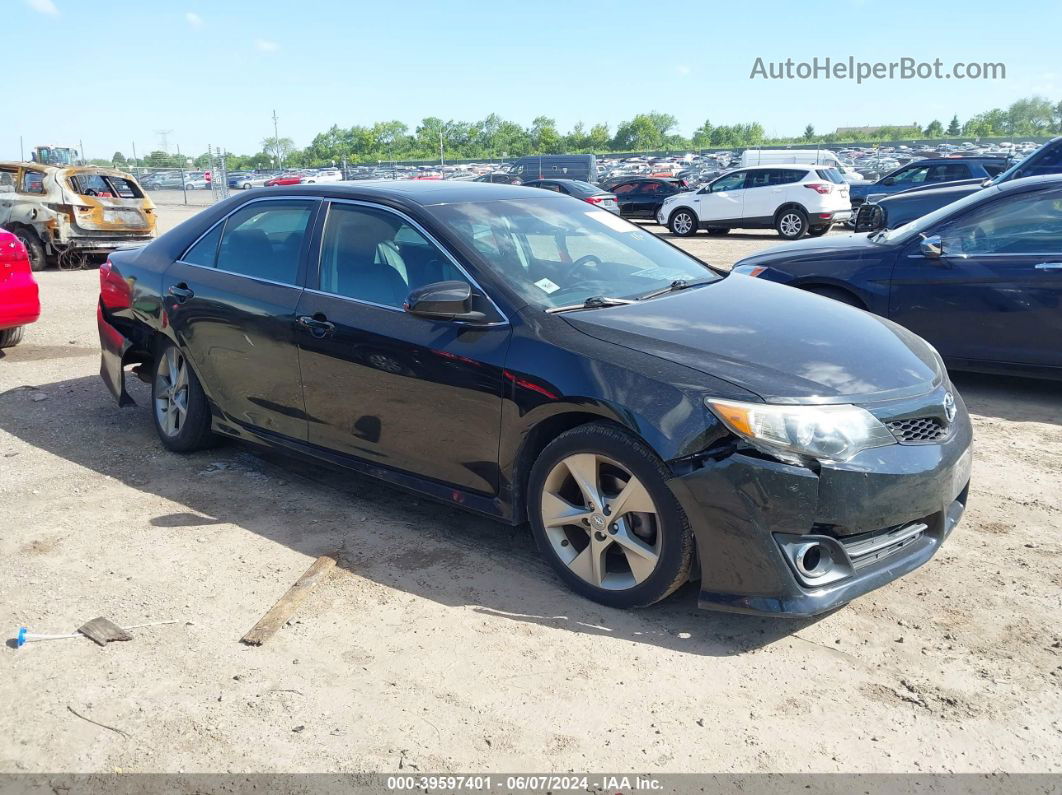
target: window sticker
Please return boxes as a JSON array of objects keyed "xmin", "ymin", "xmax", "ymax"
[{"xmin": 534, "ymin": 277, "xmax": 561, "ymax": 294}]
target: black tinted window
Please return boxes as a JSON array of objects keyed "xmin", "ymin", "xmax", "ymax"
[
  {"xmin": 942, "ymin": 190, "xmax": 1062, "ymax": 256},
  {"xmin": 319, "ymin": 204, "xmax": 467, "ymax": 309},
  {"xmin": 816, "ymin": 168, "xmax": 845, "ymax": 184},
  {"xmin": 215, "ymin": 200, "xmax": 314, "ymax": 284},
  {"xmin": 182, "ymin": 223, "xmax": 223, "ymax": 266},
  {"xmin": 1023, "ymin": 146, "xmax": 1062, "ymax": 176}
]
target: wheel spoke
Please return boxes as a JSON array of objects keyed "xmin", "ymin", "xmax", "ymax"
[
  {"xmin": 173, "ymin": 360, "xmax": 188, "ymax": 393},
  {"xmin": 608, "ymin": 476, "xmax": 654, "ymax": 519},
  {"xmin": 568, "ymin": 540, "xmax": 605, "ymax": 587},
  {"xmin": 563, "ymin": 453, "xmax": 603, "ymax": 510},
  {"xmin": 612, "ymin": 521, "xmax": 659, "ymax": 584},
  {"xmin": 541, "ymin": 491, "xmax": 593, "ymax": 528}
]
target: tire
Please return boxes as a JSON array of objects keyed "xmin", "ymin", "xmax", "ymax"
[
  {"xmin": 668, "ymin": 209, "xmax": 699, "ymax": 237},
  {"xmin": 706, "ymin": 228, "xmax": 730, "ymax": 236},
  {"xmin": 775, "ymin": 207, "xmax": 809, "ymax": 240},
  {"xmin": 241, "ymin": 182, "xmax": 251, "ymax": 190},
  {"xmin": 0, "ymin": 326, "xmax": 25, "ymax": 348},
  {"xmin": 11, "ymin": 228, "xmax": 46, "ymax": 271},
  {"xmin": 151, "ymin": 340, "xmax": 217, "ymax": 452},
  {"xmin": 807, "ymin": 225, "xmax": 831, "ymax": 237},
  {"xmin": 527, "ymin": 422, "xmax": 694, "ymax": 609},
  {"xmin": 802, "ymin": 285, "xmax": 863, "ymax": 308}
]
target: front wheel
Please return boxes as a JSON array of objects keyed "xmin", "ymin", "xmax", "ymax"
[
  {"xmin": 668, "ymin": 209, "xmax": 699, "ymax": 237},
  {"xmin": 151, "ymin": 341, "xmax": 217, "ymax": 452},
  {"xmin": 528, "ymin": 423, "xmax": 694, "ymax": 609},
  {"xmin": 776, "ymin": 208, "xmax": 808, "ymax": 240},
  {"xmin": 0, "ymin": 326, "xmax": 25, "ymax": 348},
  {"xmin": 12, "ymin": 229, "xmax": 46, "ymax": 271}
]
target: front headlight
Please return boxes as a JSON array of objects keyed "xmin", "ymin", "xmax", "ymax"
[{"xmin": 706, "ymin": 398, "xmax": 895, "ymax": 463}]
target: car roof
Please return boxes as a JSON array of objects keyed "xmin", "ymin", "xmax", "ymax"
[
  {"xmin": 738, "ymin": 164, "xmax": 815, "ymax": 171},
  {"xmin": 263, "ymin": 180, "xmax": 562, "ymax": 206}
]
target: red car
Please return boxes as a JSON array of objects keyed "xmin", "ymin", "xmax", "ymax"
[
  {"xmin": 0, "ymin": 229, "xmax": 41, "ymax": 348},
  {"xmin": 265, "ymin": 172, "xmax": 305, "ymax": 187}
]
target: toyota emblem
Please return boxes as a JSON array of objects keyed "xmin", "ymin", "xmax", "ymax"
[{"xmin": 943, "ymin": 392, "xmax": 956, "ymax": 423}]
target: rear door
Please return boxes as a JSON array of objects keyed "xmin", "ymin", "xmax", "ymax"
[
  {"xmin": 741, "ymin": 169, "xmax": 791, "ymax": 222},
  {"xmin": 163, "ymin": 197, "xmax": 319, "ymax": 440},
  {"xmin": 294, "ymin": 200, "xmax": 511, "ymax": 493},
  {"xmin": 888, "ymin": 186, "xmax": 1062, "ymax": 367}
]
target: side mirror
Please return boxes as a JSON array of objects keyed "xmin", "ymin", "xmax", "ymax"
[
  {"xmin": 880, "ymin": 177, "xmax": 895, "ymax": 186},
  {"xmin": 698, "ymin": 186, "xmax": 710, "ymax": 194},
  {"xmin": 920, "ymin": 235, "xmax": 943, "ymax": 259},
  {"xmin": 405, "ymin": 280, "xmax": 487, "ymax": 323}
]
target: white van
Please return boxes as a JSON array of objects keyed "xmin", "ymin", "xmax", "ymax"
[{"xmin": 739, "ymin": 149, "xmax": 845, "ymax": 168}]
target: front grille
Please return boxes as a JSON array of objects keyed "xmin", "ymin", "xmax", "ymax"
[
  {"xmin": 887, "ymin": 416, "xmax": 947, "ymax": 443},
  {"xmin": 841, "ymin": 521, "xmax": 928, "ymax": 570},
  {"xmin": 854, "ymin": 203, "xmax": 884, "ymax": 232}
]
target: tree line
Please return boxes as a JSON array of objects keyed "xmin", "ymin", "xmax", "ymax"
[{"xmin": 98, "ymin": 95, "xmax": 1062, "ymax": 171}]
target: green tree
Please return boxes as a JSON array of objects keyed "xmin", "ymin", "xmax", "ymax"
[
  {"xmin": 530, "ymin": 116, "xmax": 561, "ymax": 153},
  {"xmin": 692, "ymin": 119, "xmax": 713, "ymax": 148},
  {"xmin": 111, "ymin": 151, "xmax": 127, "ymax": 166},
  {"xmin": 947, "ymin": 115, "xmax": 961, "ymax": 136},
  {"xmin": 923, "ymin": 120, "xmax": 944, "ymax": 138},
  {"xmin": 586, "ymin": 123, "xmax": 611, "ymax": 152},
  {"xmin": 803, "ymin": 124, "xmax": 815, "ymax": 141},
  {"xmin": 261, "ymin": 135, "xmax": 296, "ymax": 167}
]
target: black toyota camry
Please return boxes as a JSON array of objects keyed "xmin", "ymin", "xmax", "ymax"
[{"xmin": 97, "ymin": 181, "xmax": 972, "ymax": 616}]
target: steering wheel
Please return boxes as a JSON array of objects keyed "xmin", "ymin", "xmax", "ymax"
[{"xmin": 569, "ymin": 254, "xmax": 603, "ymax": 280}]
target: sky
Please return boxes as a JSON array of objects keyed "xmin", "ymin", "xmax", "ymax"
[{"xmin": 5, "ymin": 0, "xmax": 1061, "ymax": 161}]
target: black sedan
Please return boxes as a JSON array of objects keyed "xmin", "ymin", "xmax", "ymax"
[
  {"xmin": 734, "ymin": 174, "xmax": 1062, "ymax": 379},
  {"xmin": 522, "ymin": 178, "xmax": 619, "ymax": 214},
  {"xmin": 603, "ymin": 177, "xmax": 686, "ymax": 220},
  {"xmin": 98, "ymin": 181, "xmax": 971, "ymax": 616}
]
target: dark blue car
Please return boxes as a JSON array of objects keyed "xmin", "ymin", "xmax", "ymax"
[
  {"xmin": 733, "ymin": 175, "xmax": 1062, "ymax": 378},
  {"xmin": 848, "ymin": 157, "xmax": 1010, "ymax": 208}
]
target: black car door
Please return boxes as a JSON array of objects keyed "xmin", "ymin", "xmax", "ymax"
[
  {"xmin": 611, "ymin": 181, "xmax": 643, "ymax": 217},
  {"xmin": 294, "ymin": 200, "xmax": 512, "ymax": 495},
  {"xmin": 163, "ymin": 197, "xmax": 319, "ymax": 441},
  {"xmin": 888, "ymin": 186, "xmax": 1062, "ymax": 367}
]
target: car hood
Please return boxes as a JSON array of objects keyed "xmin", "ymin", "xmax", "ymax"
[
  {"xmin": 878, "ymin": 181, "xmax": 982, "ymax": 205},
  {"xmin": 564, "ymin": 275, "xmax": 942, "ymax": 404},
  {"xmin": 736, "ymin": 230, "xmax": 881, "ymax": 262}
]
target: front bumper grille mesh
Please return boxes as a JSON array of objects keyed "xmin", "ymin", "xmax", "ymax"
[{"xmin": 887, "ymin": 416, "xmax": 947, "ymax": 443}]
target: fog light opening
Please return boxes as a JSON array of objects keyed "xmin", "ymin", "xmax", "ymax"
[{"xmin": 796, "ymin": 543, "xmax": 832, "ymax": 579}]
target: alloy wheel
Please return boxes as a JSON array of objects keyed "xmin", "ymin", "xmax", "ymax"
[
  {"xmin": 779, "ymin": 213, "xmax": 803, "ymax": 237},
  {"xmin": 539, "ymin": 453, "xmax": 662, "ymax": 590},
  {"xmin": 155, "ymin": 347, "xmax": 190, "ymax": 438},
  {"xmin": 672, "ymin": 212, "xmax": 693, "ymax": 235}
]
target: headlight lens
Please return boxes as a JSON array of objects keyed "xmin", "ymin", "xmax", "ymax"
[{"xmin": 706, "ymin": 398, "xmax": 895, "ymax": 463}]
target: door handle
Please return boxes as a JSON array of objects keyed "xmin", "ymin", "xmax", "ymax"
[
  {"xmin": 1034, "ymin": 262, "xmax": 1062, "ymax": 270},
  {"xmin": 167, "ymin": 283, "xmax": 194, "ymax": 302},
  {"xmin": 297, "ymin": 314, "xmax": 335, "ymax": 337}
]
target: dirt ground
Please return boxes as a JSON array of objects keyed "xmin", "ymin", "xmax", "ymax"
[{"xmin": 1, "ymin": 203, "xmax": 1060, "ymax": 775}]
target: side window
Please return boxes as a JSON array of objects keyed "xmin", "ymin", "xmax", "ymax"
[
  {"xmin": 711, "ymin": 171, "xmax": 746, "ymax": 192},
  {"xmin": 0, "ymin": 169, "xmax": 15, "ymax": 193},
  {"xmin": 319, "ymin": 204, "xmax": 468, "ymax": 309},
  {"xmin": 983, "ymin": 163, "xmax": 1007, "ymax": 177},
  {"xmin": 215, "ymin": 200, "xmax": 314, "ymax": 284},
  {"xmin": 182, "ymin": 223, "xmax": 224, "ymax": 267},
  {"xmin": 536, "ymin": 182, "xmax": 563, "ymax": 193},
  {"xmin": 611, "ymin": 182, "xmax": 638, "ymax": 195},
  {"xmin": 642, "ymin": 182, "xmax": 664, "ymax": 194},
  {"xmin": 1021, "ymin": 146, "xmax": 1062, "ymax": 177},
  {"xmin": 892, "ymin": 166, "xmax": 929, "ymax": 184},
  {"xmin": 19, "ymin": 170, "xmax": 45, "ymax": 194},
  {"xmin": 941, "ymin": 191, "xmax": 1062, "ymax": 256},
  {"xmin": 746, "ymin": 170, "xmax": 771, "ymax": 188},
  {"xmin": 928, "ymin": 164, "xmax": 969, "ymax": 182}
]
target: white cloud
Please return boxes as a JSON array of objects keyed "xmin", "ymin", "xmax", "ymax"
[
  {"xmin": 255, "ymin": 39, "xmax": 279, "ymax": 53},
  {"xmin": 185, "ymin": 12, "xmax": 203, "ymax": 27},
  {"xmin": 676, "ymin": 65, "xmax": 691, "ymax": 77},
  {"xmin": 25, "ymin": 0, "xmax": 59, "ymax": 16}
]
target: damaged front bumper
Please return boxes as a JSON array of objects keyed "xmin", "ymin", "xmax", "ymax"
[{"xmin": 667, "ymin": 394, "xmax": 973, "ymax": 617}]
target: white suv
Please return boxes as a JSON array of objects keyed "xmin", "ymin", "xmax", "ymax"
[{"xmin": 658, "ymin": 165, "xmax": 851, "ymax": 240}]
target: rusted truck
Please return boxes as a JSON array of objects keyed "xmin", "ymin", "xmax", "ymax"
[{"xmin": 0, "ymin": 161, "xmax": 157, "ymax": 270}]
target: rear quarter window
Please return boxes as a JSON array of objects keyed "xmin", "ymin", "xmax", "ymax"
[{"xmin": 816, "ymin": 168, "xmax": 846, "ymax": 184}]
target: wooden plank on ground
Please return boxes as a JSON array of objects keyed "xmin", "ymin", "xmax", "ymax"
[
  {"xmin": 240, "ymin": 554, "xmax": 337, "ymax": 646},
  {"xmin": 78, "ymin": 617, "xmax": 133, "ymax": 647}
]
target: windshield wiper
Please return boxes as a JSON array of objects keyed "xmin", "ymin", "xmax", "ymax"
[
  {"xmin": 636, "ymin": 278, "xmax": 712, "ymax": 301},
  {"xmin": 546, "ymin": 296, "xmax": 635, "ymax": 314}
]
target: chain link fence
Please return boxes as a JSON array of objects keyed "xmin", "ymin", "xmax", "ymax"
[{"xmin": 126, "ymin": 146, "xmax": 233, "ymax": 207}]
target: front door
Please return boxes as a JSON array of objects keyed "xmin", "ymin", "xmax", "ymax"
[
  {"xmin": 695, "ymin": 170, "xmax": 747, "ymax": 224},
  {"xmin": 889, "ymin": 186, "xmax": 1062, "ymax": 367},
  {"xmin": 163, "ymin": 198, "xmax": 319, "ymax": 440},
  {"xmin": 295, "ymin": 200, "xmax": 512, "ymax": 494}
]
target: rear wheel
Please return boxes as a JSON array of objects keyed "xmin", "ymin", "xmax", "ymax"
[
  {"xmin": 151, "ymin": 341, "xmax": 216, "ymax": 452},
  {"xmin": 12, "ymin": 228, "xmax": 46, "ymax": 271},
  {"xmin": 528, "ymin": 423, "xmax": 694, "ymax": 609},
  {"xmin": 776, "ymin": 208, "xmax": 808, "ymax": 240},
  {"xmin": 668, "ymin": 209, "xmax": 699, "ymax": 237},
  {"xmin": 0, "ymin": 326, "xmax": 25, "ymax": 348}
]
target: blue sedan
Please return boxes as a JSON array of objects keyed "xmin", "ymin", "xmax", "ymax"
[{"xmin": 733, "ymin": 175, "xmax": 1062, "ymax": 379}]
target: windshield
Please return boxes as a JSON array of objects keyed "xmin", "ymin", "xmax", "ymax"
[
  {"xmin": 427, "ymin": 197, "xmax": 720, "ymax": 309},
  {"xmin": 874, "ymin": 185, "xmax": 999, "ymax": 244}
]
